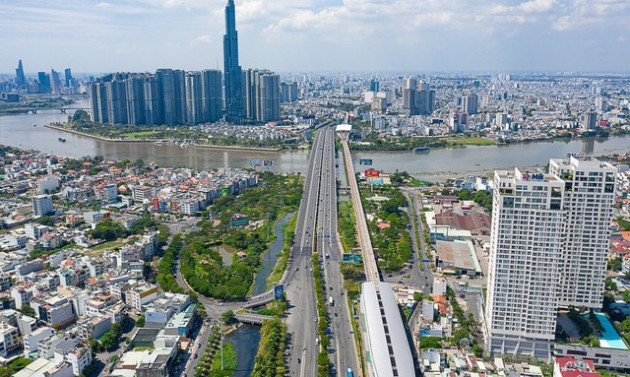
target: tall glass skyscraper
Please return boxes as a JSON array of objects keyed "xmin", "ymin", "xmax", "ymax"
[
  {"xmin": 223, "ymin": 0, "xmax": 243, "ymax": 122},
  {"xmin": 15, "ymin": 60, "xmax": 26, "ymax": 89}
]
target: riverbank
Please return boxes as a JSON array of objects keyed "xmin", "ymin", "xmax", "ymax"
[
  {"xmin": 45, "ymin": 123, "xmax": 283, "ymax": 152},
  {"xmin": 45, "ymin": 124, "xmax": 156, "ymax": 143},
  {"xmin": 350, "ymin": 132, "xmax": 630, "ymax": 152},
  {"xmin": 0, "ymin": 97, "xmax": 76, "ymax": 116}
]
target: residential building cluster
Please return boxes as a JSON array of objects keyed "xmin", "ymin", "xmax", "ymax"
[
  {"xmin": 0, "ymin": 149, "xmax": 270, "ymax": 375},
  {"xmin": 89, "ymin": 69, "xmax": 223, "ymax": 126},
  {"xmin": 277, "ymin": 72, "xmax": 630, "ymax": 144}
]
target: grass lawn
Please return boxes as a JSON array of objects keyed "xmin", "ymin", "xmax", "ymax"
[
  {"xmin": 444, "ymin": 136, "xmax": 496, "ymax": 146},
  {"xmin": 91, "ymin": 239, "xmax": 126, "ymax": 251},
  {"xmin": 123, "ymin": 131, "xmax": 161, "ymax": 139},
  {"xmin": 210, "ymin": 343, "xmax": 237, "ymax": 377},
  {"xmin": 338, "ymin": 200, "xmax": 357, "ymax": 253}
]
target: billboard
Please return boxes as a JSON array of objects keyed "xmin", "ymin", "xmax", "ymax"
[
  {"xmin": 263, "ymin": 160, "xmax": 274, "ymax": 167},
  {"xmin": 359, "ymin": 159, "xmax": 373, "ymax": 166},
  {"xmin": 364, "ymin": 169, "xmax": 380, "ymax": 178},
  {"xmin": 274, "ymin": 284, "xmax": 284, "ymax": 300}
]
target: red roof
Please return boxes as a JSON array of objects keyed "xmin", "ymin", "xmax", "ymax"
[
  {"xmin": 435, "ymin": 211, "xmax": 491, "ymax": 232},
  {"xmin": 559, "ymin": 371, "xmax": 600, "ymax": 377},
  {"xmin": 555, "ymin": 357, "xmax": 599, "ymax": 377}
]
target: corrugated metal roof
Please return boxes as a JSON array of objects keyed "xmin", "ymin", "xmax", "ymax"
[{"xmin": 361, "ymin": 281, "xmax": 415, "ymax": 377}]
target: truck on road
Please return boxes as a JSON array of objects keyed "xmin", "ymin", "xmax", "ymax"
[
  {"xmin": 347, "ymin": 367, "xmax": 354, "ymax": 377},
  {"xmin": 329, "ymin": 296, "xmax": 334, "ymax": 306}
]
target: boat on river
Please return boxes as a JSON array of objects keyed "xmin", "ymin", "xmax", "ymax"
[{"xmin": 413, "ymin": 147, "xmax": 430, "ymax": 153}]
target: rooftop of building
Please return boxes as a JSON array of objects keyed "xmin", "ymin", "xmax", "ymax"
[
  {"xmin": 435, "ymin": 240, "xmax": 482, "ymax": 274},
  {"xmin": 551, "ymin": 155, "xmax": 616, "ymax": 171},
  {"xmin": 361, "ymin": 281, "xmax": 415, "ymax": 377},
  {"xmin": 14, "ymin": 358, "xmax": 68, "ymax": 377},
  {"xmin": 495, "ymin": 167, "xmax": 564, "ymax": 184}
]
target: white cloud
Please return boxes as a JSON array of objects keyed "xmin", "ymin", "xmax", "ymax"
[
  {"xmin": 3, "ymin": 0, "xmax": 630, "ymax": 72},
  {"xmin": 191, "ymin": 34, "xmax": 212, "ymax": 44},
  {"xmin": 413, "ymin": 12, "xmax": 454, "ymax": 27}
]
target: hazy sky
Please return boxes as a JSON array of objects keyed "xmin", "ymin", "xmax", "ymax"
[{"xmin": 2, "ymin": 0, "xmax": 630, "ymax": 74}]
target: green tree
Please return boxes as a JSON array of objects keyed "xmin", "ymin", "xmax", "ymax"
[
  {"xmin": 18, "ymin": 304, "xmax": 36, "ymax": 317},
  {"xmin": 608, "ymin": 257, "xmax": 622, "ymax": 272},
  {"xmin": 35, "ymin": 215, "xmax": 55, "ymax": 226},
  {"xmin": 135, "ymin": 315, "xmax": 145, "ymax": 328},
  {"xmin": 413, "ymin": 292, "xmax": 423, "ymax": 302},
  {"xmin": 72, "ymin": 109, "xmax": 91, "ymax": 123},
  {"xmin": 88, "ymin": 220, "xmax": 129, "ymax": 241},
  {"xmin": 221, "ymin": 310, "xmax": 235, "ymax": 325}
]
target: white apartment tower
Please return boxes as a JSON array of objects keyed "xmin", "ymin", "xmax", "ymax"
[
  {"xmin": 484, "ymin": 167, "xmax": 566, "ymax": 360},
  {"xmin": 484, "ymin": 156, "xmax": 617, "ymax": 361},
  {"xmin": 549, "ymin": 157, "xmax": 617, "ymax": 308},
  {"xmin": 32, "ymin": 195, "xmax": 54, "ymax": 217}
]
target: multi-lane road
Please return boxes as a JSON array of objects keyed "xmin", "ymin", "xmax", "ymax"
[
  {"xmin": 285, "ymin": 126, "xmax": 359, "ymax": 377},
  {"xmin": 315, "ymin": 127, "xmax": 359, "ymax": 377},
  {"xmin": 285, "ymin": 127, "xmax": 327, "ymax": 376}
]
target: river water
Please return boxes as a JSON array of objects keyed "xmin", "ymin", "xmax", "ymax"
[
  {"xmin": 225, "ymin": 324, "xmax": 261, "ymax": 377},
  {"xmin": 3, "ymin": 102, "xmax": 630, "ymax": 181},
  {"xmin": 253, "ymin": 212, "xmax": 292, "ymax": 296},
  {"xmin": 223, "ymin": 213, "xmax": 292, "ymax": 377}
]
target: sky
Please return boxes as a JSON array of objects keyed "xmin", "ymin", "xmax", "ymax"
[{"xmin": 1, "ymin": 0, "xmax": 630, "ymax": 74}]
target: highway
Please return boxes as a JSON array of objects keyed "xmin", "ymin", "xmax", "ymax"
[
  {"xmin": 285, "ymin": 127, "xmax": 327, "ymax": 377},
  {"xmin": 315, "ymin": 127, "xmax": 359, "ymax": 377}
]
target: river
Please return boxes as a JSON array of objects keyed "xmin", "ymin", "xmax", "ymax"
[
  {"xmin": 222, "ymin": 212, "xmax": 292, "ymax": 377},
  {"xmin": 225, "ymin": 324, "xmax": 261, "ymax": 377},
  {"xmin": 2, "ymin": 102, "xmax": 630, "ymax": 181},
  {"xmin": 253, "ymin": 212, "xmax": 293, "ymax": 296}
]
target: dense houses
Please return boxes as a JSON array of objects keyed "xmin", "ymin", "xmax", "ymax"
[
  {"xmin": 0, "ymin": 148, "xmax": 264, "ymax": 375},
  {"xmin": 0, "ymin": 240, "xmax": 199, "ymax": 376}
]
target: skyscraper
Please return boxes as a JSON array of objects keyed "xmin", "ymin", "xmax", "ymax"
[
  {"xmin": 105, "ymin": 80, "xmax": 128, "ymax": 124},
  {"xmin": 156, "ymin": 69, "xmax": 186, "ymax": 125},
  {"xmin": 64, "ymin": 68, "xmax": 73, "ymax": 88},
  {"xmin": 402, "ymin": 77, "xmax": 434, "ymax": 116},
  {"xmin": 402, "ymin": 77, "xmax": 417, "ymax": 116},
  {"xmin": 126, "ymin": 76, "xmax": 146, "ymax": 125},
  {"xmin": 484, "ymin": 157, "xmax": 616, "ymax": 361},
  {"xmin": 223, "ymin": 0, "xmax": 243, "ymax": 122},
  {"xmin": 549, "ymin": 157, "xmax": 617, "ymax": 309},
  {"xmin": 15, "ymin": 60, "xmax": 26, "ymax": 89},
  {"xmin": 38, "ymin": 72, "xmax": 51, "ymax": 94},
  {"xmin": 582, "ymin": 111, "xmax": 597, "ymax": 130},
  {"xmin": 185, "ymin": 72, "xmax": 204, "ymax": 124},
  {"xmin": 89, "ymin": 81, "xmax": 109, "ymax": 123},
  {"xmin": 280, "ymin": 82, "xmax": 298, "ymax": 103},
  {"xmin": 51, "ymin": 69, "xmax": 62, "ymax": 94},
  {"xmin": 201, "ymin": 70, "xmax": 223, "ymax": 123},
  {"xmin": 370, "ymin": 79, "xmax": 380, "ymax": 92},
  {"xmin": 143, "ymin": 76, "xmax": 163, "ymax": 125},
  {"xmin": 462, "ymin": 93, "xmax": 478, "ymax": 115},
  {"xmin": 244, "ymin": 69, "xmax": 280, "ymax": 122}
]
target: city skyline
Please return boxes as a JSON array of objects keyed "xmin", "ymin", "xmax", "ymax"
[{"xmin": 2, "ymin": 0, "xmax": 630, "ymax": 73}]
